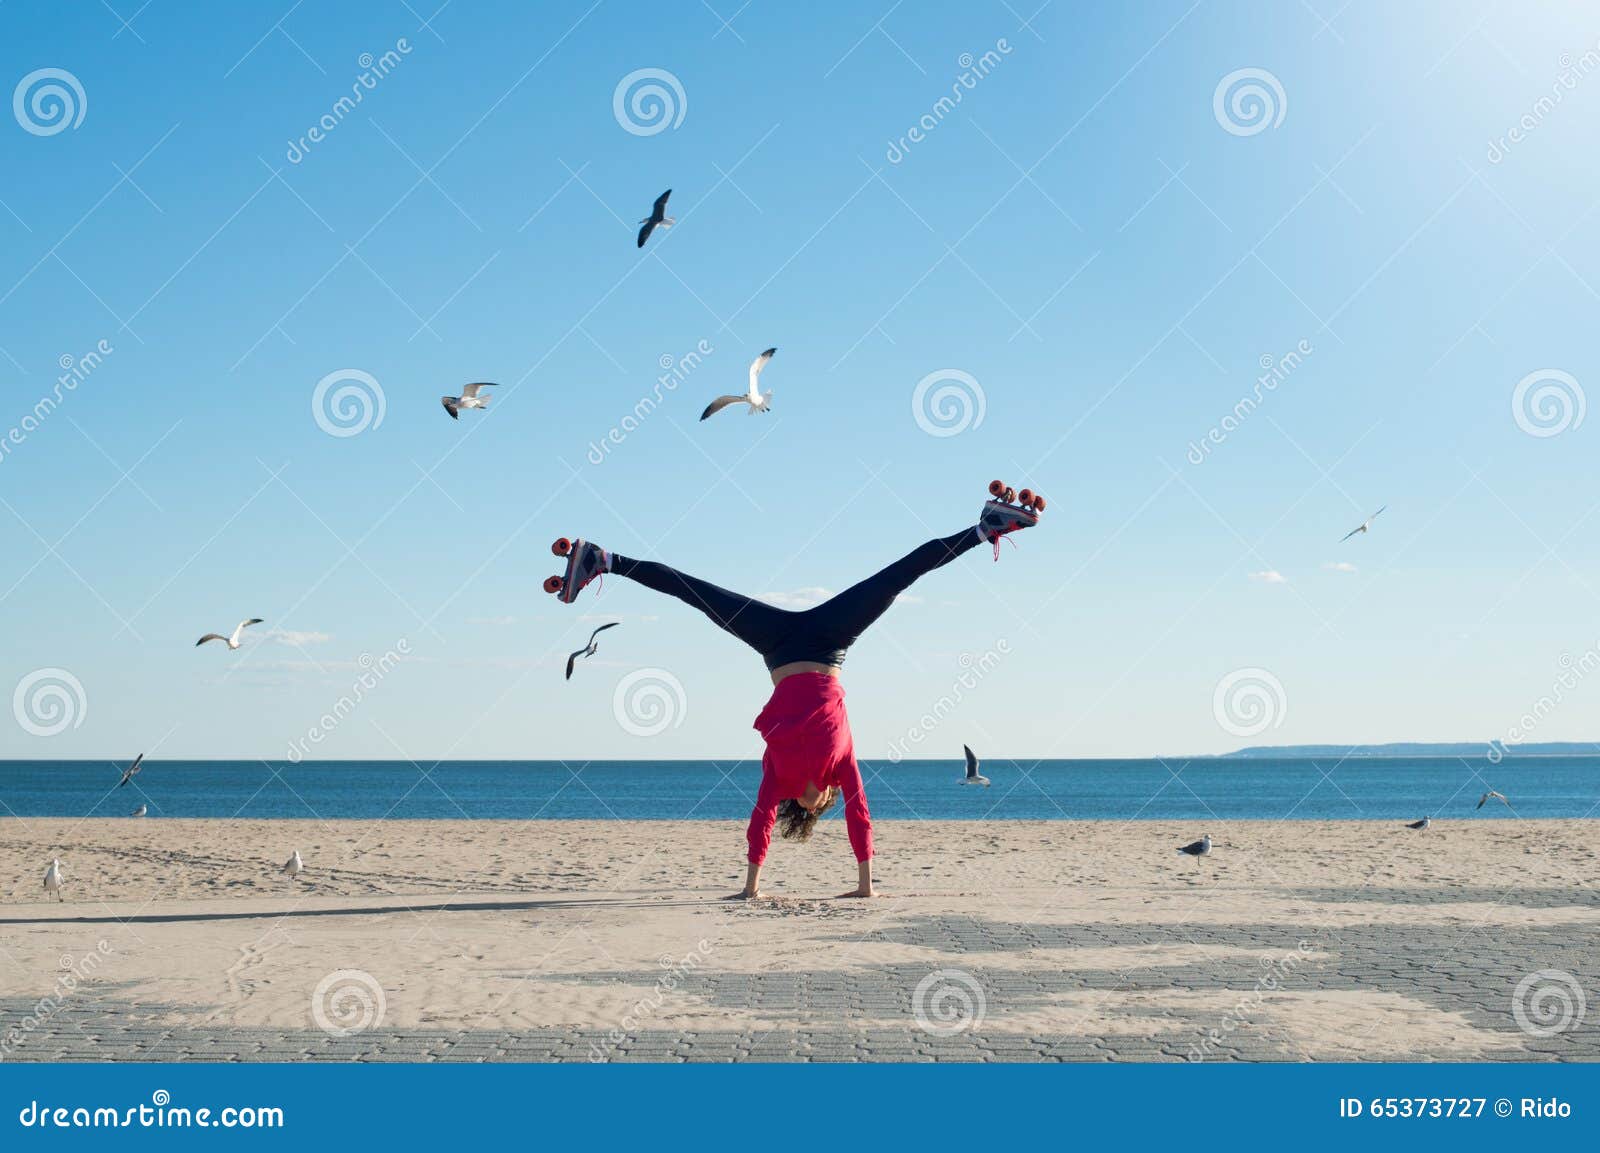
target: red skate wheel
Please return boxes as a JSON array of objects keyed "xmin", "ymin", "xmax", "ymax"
[
  {"xmin": 1017, "ymin": 488, "xmax": 1033, "ymax": 505},
  {"xmin": 988, "ymin": 479, "xmax": 1005, "ymax": 497},
  {"xmin": 1032, "ymin": 494, "xmax": 1047, "ymax": 512},
  {"xmin": 1002, "ymin": 487, "xmax": 1015, "ymax": 504},
  {"xmin": 552, "ymin": 537, "xmax": 572, "ymax": 557},
  {"xmin": 543, "ymin": 576, "xmax": 564, "ymax": 595}
]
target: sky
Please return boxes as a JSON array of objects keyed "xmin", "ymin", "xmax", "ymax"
[{"xmin": 1, "ymin": 0, "xmax": 1598, "ymax": 763}]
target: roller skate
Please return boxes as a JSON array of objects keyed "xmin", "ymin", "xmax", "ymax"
[
  {"xmin": 543, "ymin": 537, "xmax": 609, "ymax": 604},
  {"xmin": 979, "ymin": 479, "xmax": 1045, "ymax": 559}
]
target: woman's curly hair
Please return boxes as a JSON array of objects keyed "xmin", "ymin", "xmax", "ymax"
[{"xmin": 776, "ymin": 788, "xmax": 839, "ymax": 842}]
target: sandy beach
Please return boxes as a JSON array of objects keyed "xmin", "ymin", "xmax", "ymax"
[{"xmin": 1, "ymin": 818, "xmax": 1595, "ymax": 1062}]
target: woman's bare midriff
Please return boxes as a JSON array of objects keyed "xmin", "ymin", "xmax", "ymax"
[{"xmin": 769, "ymin": 660, "xmax": 841, "ymax": 686}]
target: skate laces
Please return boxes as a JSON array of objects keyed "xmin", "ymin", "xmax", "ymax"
[{"xmin": 991, "ymin": 532, "xmax": 1019, "ymax": 562}]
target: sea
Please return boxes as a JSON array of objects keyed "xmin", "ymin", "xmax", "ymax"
[{"xmin": 0, "ymin": 756, "xmax": 1594, "ymax": 821}]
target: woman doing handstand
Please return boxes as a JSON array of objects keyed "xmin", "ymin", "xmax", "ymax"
[{"xmin": 544, "ymin": 480, "xmax": 1045, "ymax": 898}]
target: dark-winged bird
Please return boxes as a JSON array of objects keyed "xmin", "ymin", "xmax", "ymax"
[
  {"xmin": 566, "ymin": 622, "xmax": 620, "ymax": 680},
  {"xmin": 637, "ymin": 189, "xmax": 673, "ymax": 248}
]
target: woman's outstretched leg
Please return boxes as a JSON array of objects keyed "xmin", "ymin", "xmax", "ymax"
[
  {"xmin": 552, "ymin": 537, "xmax": 794, "ymax": 657},
  {"xmin": 806, "ymin": 527, "xmax": 981, "ymax": 651},
  {"xmin": 609, "ymin": 553, "xmax": 796, "ymax": 655}
]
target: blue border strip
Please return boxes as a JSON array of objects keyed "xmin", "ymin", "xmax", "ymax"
[{"xmin": 1, "ymin": 1063, "xmax": 1592, "ymax": 1149}]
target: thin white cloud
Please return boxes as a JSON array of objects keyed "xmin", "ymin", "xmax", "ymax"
[
  {"xmin": 1249, "ymin": 570, "xmax": 1288, "ymax": 584},
  {"xmin": 759, "ymin": 587, "xmax": 833, "ymax": 610},
  {"xmin": 265, "ymin": 628, "xmax": 332, "ymax": 646},
  {"xmin": 1322, "ymin": 561, "xmax": 1358, "ymax": 573},
  {"xmin": 467, "ymin": 616, "xmax": 519, "ymax": 626}
]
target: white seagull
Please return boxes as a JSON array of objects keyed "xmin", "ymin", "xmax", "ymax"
[
  {"xmin": 441, "ymin": 382, "xmax": 497, "ymax": 421},
  {"xmin": 130, "ymin": 804, "xmax": 148, "ymax": 818},
  {"xmin": 1404, "ymin": 817, "xmax": 1430, "ymax": 830},
  {"xmin": 1177, "ymin": 834, "xmax": 1212, "ymax": 858},
  {"xmin": 637, "ymin": 189, "xmax": 673, "ymax": 248},
  {"xmin": 117, "ymin": 753, "xmax": 145, "ymax": 788},
  {"xmin": 44, "ymin": 858, "xmax": 64, "ymax": 901},
  {"xmin": 960, "ymin": 744, "xmax": 990, "ymax": 787},
  {"xmin": 196, "ymin": 618, "xmax": 264, "ymax": 650},
  {"xmin": 1476, "ymin": 790, "xmax": 1510, "ymax": 811},
  {"xmin": 701, "ymin": 348, "xmax": 776, "ymax": 421},
  {"xmin": 283, "ymin": 849, "xmax": 304, "ymax": 877},
  {"xmin": 566, "ymin": 622, "xmax": 619, "ymax": 681},
  {"xmin": 1339, "ymin": 505, "xmax": 1387, "ymax": 542}
]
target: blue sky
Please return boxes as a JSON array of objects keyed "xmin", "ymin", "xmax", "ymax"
[{"xmin": 2, "ymin": 0, "xmax": 1598, "ymax": 762}]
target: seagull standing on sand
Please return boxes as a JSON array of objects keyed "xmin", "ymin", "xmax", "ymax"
[
  {"xmin": 1405, "ymin": 817, "xmax": 1431, "ymax": 830},
  {"xmin": 1177, "ymin": 834, "xmax": 1212, "ymax": 858},
  {"xmin": 117, "ymin": 753, "xmax": 144, "ymax": 787},
  {"xmin": 566, "ymin": 622, "xmax": 619, "ymax": 680},
  {"xmin": 196, "ymin": 618, "xmax": 263, "ymax": 650},
  {"xmin": 44, "ymin": 858, "xmax": 64, "ymax": 901},
  {"xmin": 1339, "ymin": 505, "xmax": 1387, "ymax": 542},
  {"xmin": 130, "ymin": 804, "xmax": 148, "ymax": 818},
  {"xmin": 441, "ymin": 382, "xmax": 496, "ymax": 421},
  {"xmin": 637, "ymin": 189, "xmax": 673, "ymax": 248},
  {"xmin": 283, "ymin": 850, "xmax": 304, "ymax": 877},
  {"xmin": 1477, "ymin": 790, "xmax": 1509, "ymax": 811},
  {"xmin": 701, "ymin": 348, "xmax": 776, "ymax": 421},
  {"xmin": 960, "ymin": 744, "xmax": 990, "ymax": 786}
]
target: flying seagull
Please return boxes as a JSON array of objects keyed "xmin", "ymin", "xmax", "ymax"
[
  {"xmin": 283, "ymin": 849, "xmax": 304, "ymax": 877},
  {"xmin": 1404, "ymin": 817, "xmax": 1430, "ymax": 830},
  {"xmin": 441, "ymin": 382, "xmax": 496, "ymax": 421},
  {"xmin": 196, "ymin": 618, "xmax": 263, "ymax": 650},
  {"xmin": 701, "ymin": 348, "xmax": 776, "ymax": 421},
  {"xmin": 1339, "ymin": 505, "xmax": 1387, "ymax": 542},
  {"xmin": 1476, "ymin": 790, "xmax": 1509, "ymax": 811},
  {"xmin": 637, "ymin": 189, "xmax": 673, "ymax": 248},
  {"xmin": 1177, "ymin": 834, "xmax": 1212, "ymax": 857},
  {"xmin": 44, "ymin": 858, "xmax": 64, "ymax": 902},
  {"xmin": 117, "ymin": 753, "xmax": 145, "ymax": 788},
  {"xmin": 130, "ymin": 803, "xmax": 148, "ymax": 818},
  {"xmin": 566, "ymin": 622, "xmax": 620, "ymax": 681},
  {"xmin": 960, "ymin": 744, "xmax": 990, "ymax": 786}
]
